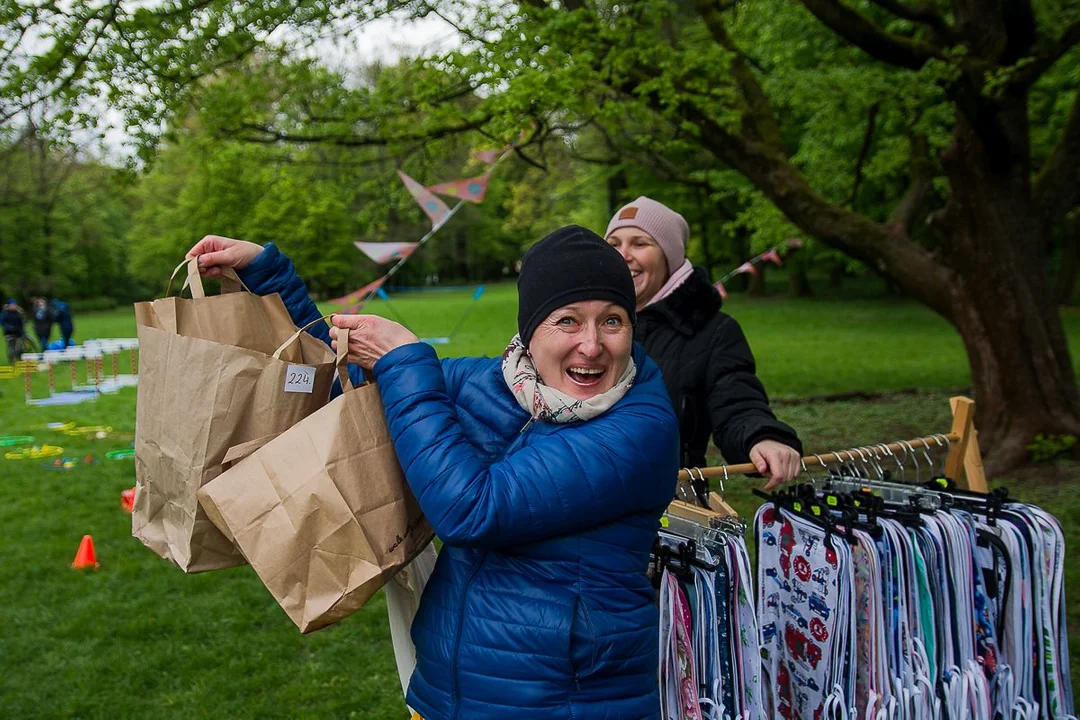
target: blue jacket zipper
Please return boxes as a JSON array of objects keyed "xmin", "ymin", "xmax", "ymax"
[
  {"xmin": 449, "ymin": 416, "xmax": 535, "ymax": 719},
  {"xmin": 449, "ymin": 552, "xmax": 486, "ymax": 720}
]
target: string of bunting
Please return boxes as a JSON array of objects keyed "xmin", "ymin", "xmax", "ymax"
[
  {"xmin": 712, "ymin": 237, "xmax": 803, "ymax": 299},
  {"xmin": 331, "ymin": 134, "xmax": 522, "ymax": 313}
]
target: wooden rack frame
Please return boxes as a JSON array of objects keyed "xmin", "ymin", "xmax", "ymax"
[{"xmin": 667, "ymin": 395, "xmax": 987, "ymax": 524}]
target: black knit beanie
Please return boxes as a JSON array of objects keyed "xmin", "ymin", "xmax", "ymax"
[{"xmin": 517, "ymin": 225, "xmax": 637, "ymax": 348}]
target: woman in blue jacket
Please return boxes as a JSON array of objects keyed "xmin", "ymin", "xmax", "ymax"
[{"xmin": 187, "ymin": 226, "xmax": 679, "ymax": 720}]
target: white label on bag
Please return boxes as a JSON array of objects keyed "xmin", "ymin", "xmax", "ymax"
[{"xmin": 284, "ymin": 365, "xmax": 316, "ymax": 393}]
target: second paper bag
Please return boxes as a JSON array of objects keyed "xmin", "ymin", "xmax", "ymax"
[{"xmin": 198, "ymin": 328, "xmax": 434, "ymax": 633}]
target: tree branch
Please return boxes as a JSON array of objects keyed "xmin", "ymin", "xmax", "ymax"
[
  {"xmin": 616, "ymin": 59, "xmax": 953, "ymax": 316},
  {"xmin": 797, "ymin": 0, "xmax": 943, "ymax": 70},
  {"xmin": 1008, "ymin": 20, "xmax": 1080, "ymax": 86},
  {"xmin": 999, "ymin": 0, "xmax": 1037, "ymax": 64},
  {"xmin": 232, "ymin": 114, "xmax": 491, "ymax": 147},
  {"xmin": 849, "ymin": 102, "xmax": 879, "ymax": 206},
  {"xmin": 695, "ymin": 0, "xmax": 783, "ymax": 147},
  {"xmin": 887, "ymin": 132, "xmax": 935, "ymax": 232},
  {"xmin": 0, "ymin": 4, "xmax": 118, "ymax": 124},
  {"xmin": 1034, "ymin": 89, "xmax": 1080, "ymax": 232},
  {"xmin": 865, "ymin": 0, "xmax": 955, "ymax": 40}
]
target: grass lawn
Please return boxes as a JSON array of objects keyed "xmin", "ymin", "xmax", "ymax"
[{"xmin": 1, "ymin": 285, "xmax": 1077, "ymax": 717}]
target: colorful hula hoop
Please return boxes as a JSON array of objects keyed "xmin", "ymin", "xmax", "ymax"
[{"xmin": 5, "ymin": 445, "xmax": 64, "ymax": 460}]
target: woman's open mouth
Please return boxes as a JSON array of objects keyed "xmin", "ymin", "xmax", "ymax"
[{"xmin": 566, "ymin": 366, "xmax": 607, "ymax": 388}]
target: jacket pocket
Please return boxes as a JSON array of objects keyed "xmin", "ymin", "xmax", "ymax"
[{"xmin": 569, "ymin": 595, "xmax": 598, "ymax": 684}]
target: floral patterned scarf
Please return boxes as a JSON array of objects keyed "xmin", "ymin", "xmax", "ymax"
[{"xmin": 500, "ymin": 334, "xmax": 636, "ymax": 423}]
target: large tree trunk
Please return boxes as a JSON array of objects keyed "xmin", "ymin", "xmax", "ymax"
[
  {"xmin": 935, "ymin": 94, "xmax": 1080, "ymax": 474},
  {"xmin": 788, "ymin": 255, "xmax": 813, "ymax": 297},
  {"xmin": 634, "ymin": 0, "xmax": 1080, "ymax": 476},
  {"xmin": 747, "ymin": 263, "xmax": 767, "ymax": 296}
]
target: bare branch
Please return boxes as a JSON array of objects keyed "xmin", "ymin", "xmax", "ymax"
[{"xmin": 797, "ymin": 0, "xmax": 944, "ymax": 70}]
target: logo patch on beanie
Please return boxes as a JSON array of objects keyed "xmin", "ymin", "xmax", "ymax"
[{"xmin": 619, "ymin": 207, "xmax": 639, "ymax": 220}]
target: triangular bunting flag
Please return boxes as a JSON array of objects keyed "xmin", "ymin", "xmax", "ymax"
[
  {"xmin": 714, "ymin": 281, "xmax": 728, "ymax": 300},
  {"xmin": 329, "ymin": 275, "xmax": 387, "ymax": 307},
  {"xmin": 762, "ymin": 249, "xmax": 783, "ymax": 266},
  {"xmin": 472, "ymin": 149, "xmax": 500, "ymax": 165},
  {"xmin": 354, "ymin": 241, "xmax": 418, "ymax": 265},
  {"xmin": 734, "ymin": 261, "xmax": 759, "ymax": 277},
  {"xmin": 398, "ymin": 171, "xmax": 451, "ymax": 227},
  {"xmin": 427, "ymin": 174, "xmax": 490, "ymax": 204}
]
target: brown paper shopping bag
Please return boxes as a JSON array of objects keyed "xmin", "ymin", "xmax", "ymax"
[
  {"xmin": 133, "ymin": 260, "xmax": 337, "ymax": 572},
  {"xmin": 197, "ymin": 327, "xmax": 434, "ymax": 633}
]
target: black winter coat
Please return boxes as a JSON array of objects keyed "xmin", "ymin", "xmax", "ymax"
[
  {"xmin": 0, "ymin": 308, "xmax": 23, "ymax": 337},
  {"xmin": 33, "ymin": 306, "xmax": 53, "ymax": 338},
  {"xmin": 635, "ymin": 267, "xmax": 802, "ymax": 468}
]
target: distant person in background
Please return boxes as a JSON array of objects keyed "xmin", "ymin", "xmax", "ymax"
[
  {"xmin": 50, "ymin": 298, "xmax": 74, "ymax": 347},
  {"xmin": 604, "ymin": 197, "xmax": 803, "ymax": 487},
  {"xmin": 32, "ymin": 298, "xmax": 53, "ymax": 351},
  {"xmin": 1, "ymin": 299, "xmax": 26, "ymax": 363}
]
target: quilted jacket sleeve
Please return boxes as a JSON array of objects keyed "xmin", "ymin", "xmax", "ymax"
[
  {"xmin": 705, "ymin": 314, "xmax": 802, "ymax": 463},
  {"xmin": 374, "ymin": 343, "xmax": 679, "ymax": 549},
  {"xmin": 239, "ymin": 242, "xmax": 365, "ymax": 392}
]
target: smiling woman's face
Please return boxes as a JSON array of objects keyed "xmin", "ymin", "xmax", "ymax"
[
  {"xmin": 527, "ymin": 300, "xmax": 633, "ymax": 400},
  {"xmin": 606, "ymin": 227, "xmax": 669, "ymax": 309}
]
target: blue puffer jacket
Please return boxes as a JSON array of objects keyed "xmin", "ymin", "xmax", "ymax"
[{"xmin": 240, "ymin": 244, "xmax": 679, "ymax": 720}]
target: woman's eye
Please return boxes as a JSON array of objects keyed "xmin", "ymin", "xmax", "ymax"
[
  {"xmin": 557, "ymin": 317, "xmax": 576, "ymax": 326},
  {"xmin": 605, "ymin": 316, "xmax": 623, "ymax": 326}
]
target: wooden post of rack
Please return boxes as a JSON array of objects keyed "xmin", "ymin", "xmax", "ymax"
[{"xmin": 945, "ymin": 395, "xmax": 988, "ymax": 492}]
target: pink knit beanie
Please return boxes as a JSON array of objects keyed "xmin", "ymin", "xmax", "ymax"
[{"xmin": 604, "ymin": 196, "xmax": 689, "ymax": 274}]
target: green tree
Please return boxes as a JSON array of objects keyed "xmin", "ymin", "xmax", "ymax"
[
  {"xmin": 0, "ymin": 118, "xmax": 134, "ymax": 306},
  {"xmin": 5, "ymin": 0, "xmax": 1080, "ymax": 472}
]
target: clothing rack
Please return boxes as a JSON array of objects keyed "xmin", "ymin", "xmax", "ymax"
[{"xmin": 675, "ymin": 395, "xmax": 988, "ymax": 493}]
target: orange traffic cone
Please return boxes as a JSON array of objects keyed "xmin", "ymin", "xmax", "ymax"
[
  {"xmin": 120, "ymin": 487, "xmax": 135, "ymax": 513},
  {"xmin": 72, "ymin": 535, "xmax": 99, "ymax": 570}
]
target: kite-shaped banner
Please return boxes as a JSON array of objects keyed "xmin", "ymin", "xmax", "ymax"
[
  {"xmin": 472, "ymin": 149, "xmax": 500, "ymax": 165},
  {"xmin": 329, "ymin": 275, "xmax": 387, "ymax": 307},
  {"xmin": 714, "ymin": 281, "xmax": 729, "ymax": 300},
  {"xmin": 354, "ymin": 241, "xmax": 418, "ymax": 265},
  {"xmin": 398, "ymin": 171, "xmax": 450, "ymax": 227},
  {"xmin": 762, "ymin": 249, "xmax": 784, "ymax": 266},
  {"xmin": 427, "ymin": 174, "xmax": 490, "ymax": 204},
  {"xmin": 734, "ymin": 261, "xmax": 759, "ymax": 277}
]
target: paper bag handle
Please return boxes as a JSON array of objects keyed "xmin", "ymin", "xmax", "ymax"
[
  {"xmin": 221, "ymin": 433, "xmax": 280, "ymax": 469},
  {"xmin": 272, "ymin": 314, "xmax": 334, "ymax": 360},
  {"xmin": 332, "ymin": 326, "xmax": 375, "ymax": 390},
  {"xmin": 271, "ymin": 314, "xmax": 375, "ymax": 388},
  {"xmin": 165, "ymin": 258, "xmax": 250, "ymax": 298},
  {"xmin": 335, "ymin": 326, "xmax": 354, "ymax": 392}
]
